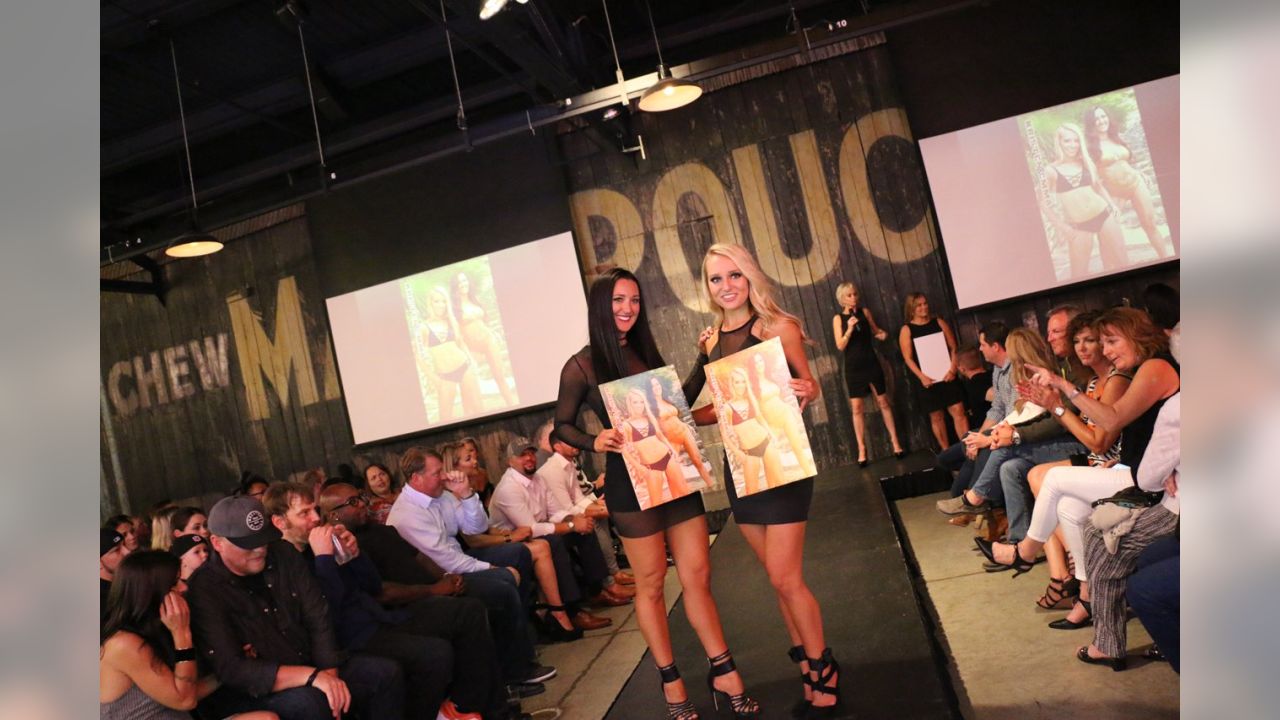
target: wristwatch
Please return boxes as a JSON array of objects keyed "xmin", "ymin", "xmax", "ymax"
[
  {"xmin": 566, "ymin": 517, "xmax": 576, "ymax": 532},
  {"xmin": 1053, "ymin": 405, "xmax": 1066, "ymax": 418},
  {"xmin": 1012, "ymin": 429, "xmax": 1022, "ymax": 445}
]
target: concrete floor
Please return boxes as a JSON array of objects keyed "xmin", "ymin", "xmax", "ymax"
[{"xmin": 896, "ymin": 491, "xmax": 1180, "ymax": 720}]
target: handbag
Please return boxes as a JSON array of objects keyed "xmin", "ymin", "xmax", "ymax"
[{"xmin": 1091, "ymin": 483, "xmax": 1163, "ymax": 510}]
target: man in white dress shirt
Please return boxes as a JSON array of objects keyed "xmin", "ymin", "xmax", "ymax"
[
  {"xmin": 536, "ymin": 433, "xmax": 635, "ymax": 593},
  {"xmin": 490, "ymin": 437, "xmax": 633, "ymax": 615}
]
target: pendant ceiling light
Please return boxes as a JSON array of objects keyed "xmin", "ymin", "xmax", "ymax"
[
  {"xmin": 164, "ymin": 40, "xmax": 223, "ymax": 259},
  {"xmin": 636, "ymin": 1, "xmax": 700, "ymax": 112}
]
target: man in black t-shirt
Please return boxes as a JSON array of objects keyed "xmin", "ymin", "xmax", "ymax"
[{"xmin": 955, "ymin": 346, "xmax": 992, "ymax": 429}]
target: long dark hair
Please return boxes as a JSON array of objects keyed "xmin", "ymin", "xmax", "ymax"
[
  {"xmin": 101, "ymin": 551, "xmax": 181, "ymax": 667},
  {"xmin": 587, "ymin": 268, "xmax": 665, "ymax": 382},
  {"xmin": 1083, "ymin": 105, "xmax": 1130, "ymax": 165}
]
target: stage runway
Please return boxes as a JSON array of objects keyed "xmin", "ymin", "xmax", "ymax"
[{"xmin": 604, "ymin": 456, "xmax": 958, "ymax": 719}]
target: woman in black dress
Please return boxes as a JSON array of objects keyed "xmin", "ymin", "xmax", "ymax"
[
  {"xmin": 832, "ymin": 281, "xmax": 905, "ymax": 466},
  {"xmin": 554, "ymin": 268, "xmax": 759, "ymax": 720},
  {"xmin": 685, "ymin": 244, "xmax": 838, "ymax": 718},
  {"xmin": 898, "ymin": 292, "xmax": 968, "ymax": 452}
]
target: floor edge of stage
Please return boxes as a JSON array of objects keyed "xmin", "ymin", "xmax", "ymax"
[{"xmin": 603, "ymin": 453, "xmax": 961, "ymax": 720}]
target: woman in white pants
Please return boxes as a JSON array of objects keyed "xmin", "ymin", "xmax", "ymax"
[{"xmin": 977, "ymin": 308, "xmax": 1179, "ymax": 632}]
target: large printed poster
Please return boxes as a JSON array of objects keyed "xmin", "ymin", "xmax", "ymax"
[
  {"xmin": 705, "ymin": 337, "xmax": 816, "ymax": 497},
  {"xmin": 600, "ymin": 366, "xmax": 715, "ymax": 510}
]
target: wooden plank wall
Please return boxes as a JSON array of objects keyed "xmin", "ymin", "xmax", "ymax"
[
  {"xmin": 559, "ymin": 41, "xmax": 958, "ymax": 467},
  {"xmin": 100, "ymin": 212, "xmax": 352, "ymax": 516}
]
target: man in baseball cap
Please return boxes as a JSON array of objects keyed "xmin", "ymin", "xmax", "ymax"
[
  {"xmin": 100, "ymin": 527, "xmax": 128, "ymax": 623},
  {"xmin": 188, "ymin": 495, "xmax": 405, "ymax": 720}
]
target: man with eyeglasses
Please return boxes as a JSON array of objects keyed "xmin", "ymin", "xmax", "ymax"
[{"xmin": 265, "ymin": 480, "xmax": 514, "ymax": 720}]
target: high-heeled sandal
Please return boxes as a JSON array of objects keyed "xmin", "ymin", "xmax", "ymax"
[
  {"xmin": 533, "ymin": 603, "xmax": 583, "ymax": 642},
  {"xmin": 787, "ymin": 646, "xmax": 810, "ymax": 717},
  {"xmin": 657, "ymin": 662, "xmax": 699, "ymax": 720},
  {"xmin": 706, "ymin": 650, "xmax": 761, "ymax": 718},
  {"xmin": 974, "ymin": 537, "xmax": 1036, "ymax": 578},
  {"xmin": 1048, "ymin": 598, "xmax": 1093, "ymax": 630},
  {"xmin": 1035, "ymin": 576, "xmax": 1079, "ymax": 610},
  {"xmin": 802, "ymin": 648, "xmax": 840, "ymax": 719}
]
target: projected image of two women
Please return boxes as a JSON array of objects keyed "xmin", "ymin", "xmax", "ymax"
[
  {"xmin": 1021, "ymin": 87, "xmax": 1173, "ymax": 281},
  {"xmin": 400, "ymin": 258, "xmax": 517, "ymax": 423}
]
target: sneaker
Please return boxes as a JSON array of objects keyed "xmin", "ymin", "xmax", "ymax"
[
  {"xmin": 437, "ymin": 698, "xmax": 482, "ymax": 720},
  {"xmin": 505, "ymin": 682, "xmax": 546, "ymax": 699},
  {"xmin": 936, "ymin": 494, "xmax": 987, "ymax": 516},
  {"xmin": 522, "ymin": 664, "xmax": 557, "ymax": 683}
]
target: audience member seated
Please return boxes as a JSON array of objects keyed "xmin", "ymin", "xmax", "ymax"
[
  {"xmin": 490, "ymin": 437, "xmax": 632, "ymax": 616},
  {"xmin": 188, "ymin": 495, "xmax": 405, "ymax": 720},
  {"xmin": 101, "ymin": 551, "xmax": 249, "ymax": 719},
  {"xmin": 439, "ymin": 441, "xmax": 608, "ymax": 638},
  {"xmin": 939, "ymin": 328, "xmax": 1085, "ymax": 544},
  {"xmin": 457, "ymin": 437, "xmax": 496, "ymax": 506},
  {"xmin": 100, "ymin": 527, "xmax": 129, "ymax": 623},
  {"xmin": 149, "ymin": 506, "xmax": 180, "ymax": 552},
  {"xmin": 977, "ymin": 308, "xmax": 1179, "ymax": 639},
  {"xmin": 536, "ymin": 424, "xmax": 635, "ymax": 592},
  {"xmin": 169, "ymin": 534, "xmax": 210, "ymax": 586},
  {"xmin": 935, "ymin": 322, "xmax": 1011, "ymax": 506},
  {"xmin": 105, "ymin": 514, "xmax": 141, "ymax": 553},
  {"xmin": 1127, "ymin": 535, "xmax": 1180, "ymax": 672},
  {"xmin": 263, "ymin": 481, "xmax": 475, "ymax": 719},
  {"xmin": 1141, "ymin": 282, "xmax": 1179, "ymax": 336},
  {"xmin": 169, "ymin": 506, "xmax": 210, "ymax": 544},
  {"xmin": 955, "ymin": 346, "xmax": 992, "ymax": 430},
  {"xmin": 1075, "ymin": 329, "xmax": 1181, "ymax": 671},
  {"xmin": 363, "ymin": 462, "xmax": 400, "ymax": 525},
  {"xmin": 1018, "ymin": 311, "xmax": 1132, "ymax": 610},
  {"xmin": 236, "ymin": 471, "xmax": 269, "ymax": 500},
  {"xmin": 326, "ymin": 481, "xmax": 556, "ymax": 699},
  {"xmin": 1044, "ymin": 304, "xmax": 1085, "ymax": 381}
]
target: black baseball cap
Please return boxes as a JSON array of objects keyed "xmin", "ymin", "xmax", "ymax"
[
  {"xmin": 100, "ymin": 528, "xmax": 124, "ymax": 557},
  {"xmin": 170, "ymin": 534, "xmax": 207, "ymax": 558},
  {"xmin": 207, "ymin": 496, "xmax": 281, "ymax": 549}
]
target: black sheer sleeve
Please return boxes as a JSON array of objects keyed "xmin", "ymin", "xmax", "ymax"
[
  {"xmin": 553, "ymin": 351, "xmax": 599, "ymax": 452},
  {"xmin": 681, "ymin": 352, "xmax": 710, "ymax": 407}
]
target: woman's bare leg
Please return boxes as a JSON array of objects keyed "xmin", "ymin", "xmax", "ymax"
[
  {"xmin": 526, "ymin": 539, "xmax": 572, "ymax": 631},
  {"xmin": 663, "ymin": 460, "xmax": 692, "ymax": 499},
  {"xmin": 438, "ymin": 381, "xmax": 459, "ymax": 422},
  {"xmin": 928, "ymin": 410, "xmax": 948, "ymax": 453},
  {"xmin": 849, "ymin": 397, "xmax": 867, "ymax": 462},
  {"xmin": 620, "ymin": 530, "xmax": 690, "ymax": 705},
  {"xmin": 761, "ymin": 522, "xmax": 835, "ymax": 708},
  {"xmin": 739, "ymin": 523, "xmax": 808, "ymax": 702},
  {"xmin": 1068, "ymin": 229, "xmax": 1095, "ymax": 277},
  {"xmin": 1096, "ymin": 216, "xmax": 1127, "ymax": 270},
  {"xmin": 762, "ymin": 445, "xmax": 787, "ymax": 489},
  {"xmin": 742, "ymin": 456, "xmax": 762, "ymax": 495},
  {"xmin": 667, "ymin": 515, "xmax": 746, "ymax": 698},
  {"xmin": 459, "ymin": 370, "xmax": 483, "ymax": 415},
  {"xmin": 874, "ymin": 389, "xmax": 905, "ymax": 454},
  {"xmin": 1126, "ymin": 181, "xmax": 1169, "ymax": 258}
]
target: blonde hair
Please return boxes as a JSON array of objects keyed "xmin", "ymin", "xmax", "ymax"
[
  {"xmin": 1053, "ymin": 123, "xmax": 1101, "ymax": 187},
  {"xmin": 1004, "ymin": 328, "xmax": 1055, "ymax": 410},
  {"xmin": 149, "ymin": 506, "xmax": 179, "ymax": 552},
  {"xmin": 835, "ymin": 282, "xmax": 856, "ymax": 306},
  {"xmin": 702, "ymin": 244, "xmax": 808, "ymax": 341},
  {"xmin": 438, "ymin": 441, "xmax": 465, "ymax": 475}
]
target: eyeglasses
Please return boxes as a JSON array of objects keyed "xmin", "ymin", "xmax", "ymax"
[{"xmin": 329, "ymin": 495, "xmax": 368, "ymax": 513}]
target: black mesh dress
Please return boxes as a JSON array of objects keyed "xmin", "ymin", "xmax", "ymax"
[
  {"xmin": 553, "ymin": 345, "xmax": 706, "ymax": 538},
  {"xmin": 683, "ymin": 316, "xmax": 814, "ymax": 525}
]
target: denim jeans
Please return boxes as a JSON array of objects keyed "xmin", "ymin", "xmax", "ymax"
[
  {"xmin": 937, "ymin": 442, "xmax": 994, "ymax": 500},
  {"xmin": 461, "ymin": 559, "xmax": 539, "ymax": 683},
  {"xmin": 1128, "ymin": 536, "xmax": 1180, "ymax": 672},
  {"xmin": 991, "ymin": 438, "xmax": 1086, "ymax": 540}
]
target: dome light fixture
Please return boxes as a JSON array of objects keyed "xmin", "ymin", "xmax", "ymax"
[
  {"xmin": 636, "ymin": 1, "xmax": 700, "ymax": 113},
  {"xmin": 163, "ymin": 39, "xmax": 223, "ymax": 259}
]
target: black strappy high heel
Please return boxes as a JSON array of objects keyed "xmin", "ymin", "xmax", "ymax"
[
  {"xmin": 1049, "ymin": 598, "xmax": 1093, "ymax": 630},
  {"xmin": 787, "ymin": 646, "xmax": 811, "ymax": 717},
  {"xmin": 706, "ymin": 651, "xmax": 761, "ymax": 718},
  {"xmin": 658, "ymin": 662, "xmax": 699, "ymax": 720},
  {"xmin": 974, "ymin": 537, "xmax": 1036, "ymax": 578},
  {"xmin": 533, "ymin": 603, "xmax": 583, "ymax": 642},
  {"xmin": 802, "ymin": 648, "xmax": 841, "ymax": 719}
]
